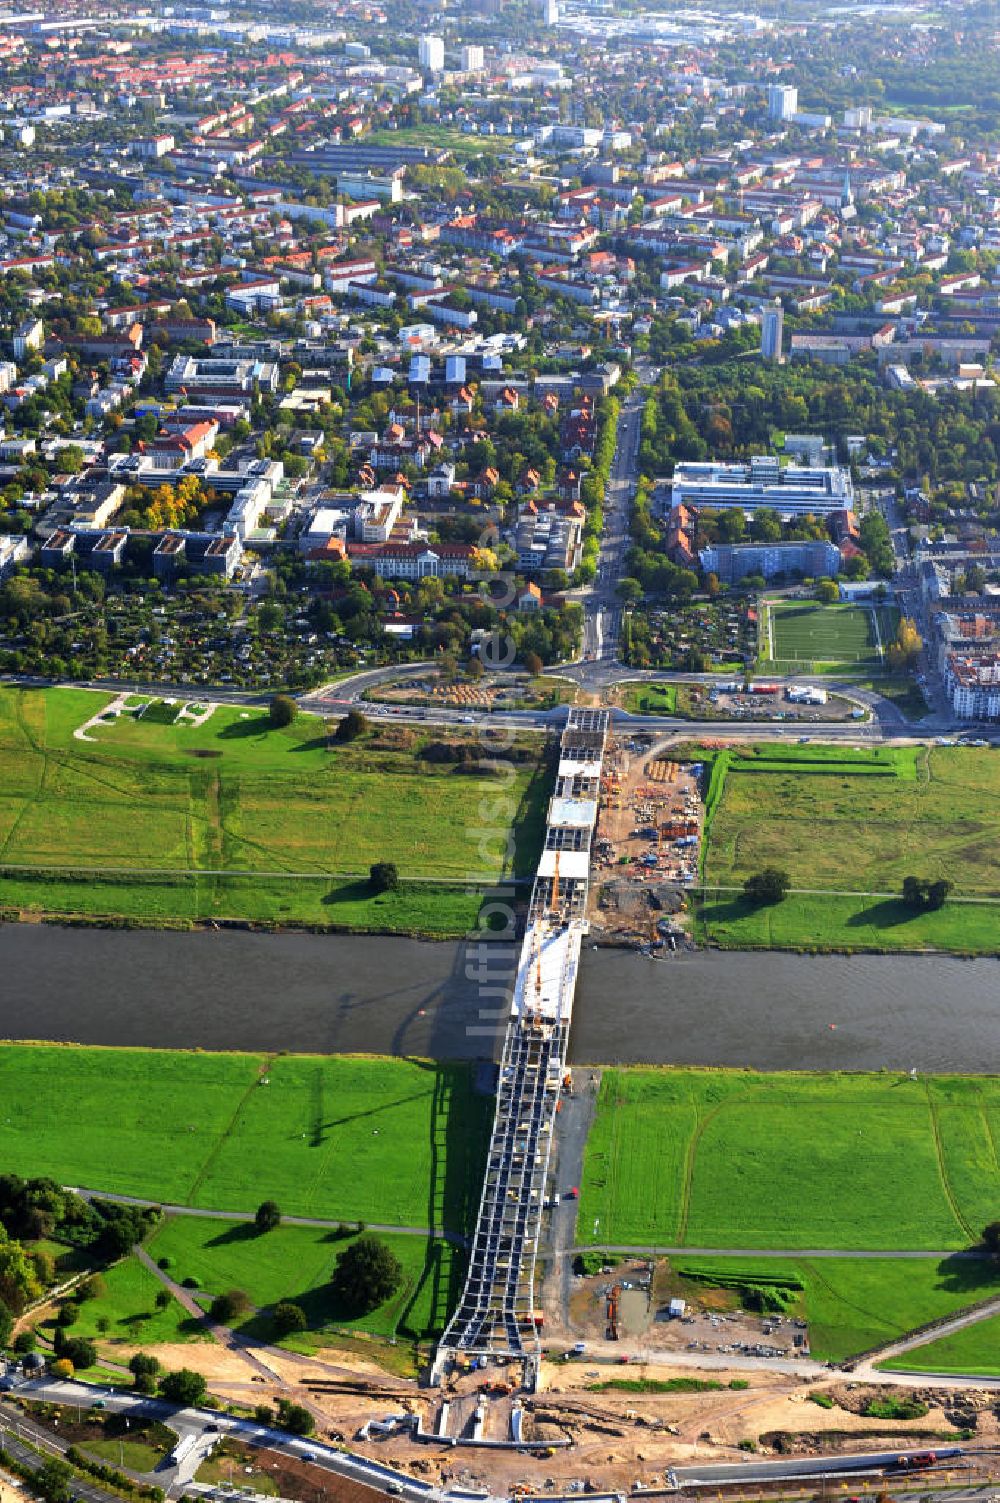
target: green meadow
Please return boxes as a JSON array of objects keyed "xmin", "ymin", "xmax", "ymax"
[
  {"xmin": 0, "ymin": 1045, "xmax": 490, "ymax": 1233},
  {"xmin": 0, "ymin": 686, "xmax": 548, "ymax": 931},
  {"xmin": 698, "ymin": 743, "xmax": 1000, "ymax": 953},
  {"xmin": 578, "ymin": 1068, "xmax": 1000, "ymax": 1251}
]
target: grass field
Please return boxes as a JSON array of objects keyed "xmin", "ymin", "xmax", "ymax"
[
  {"xmin": 42, "ymin": 1253, "xmax": 208, "ymax": 1351},
  {"xmin": 623, "ymin": 684, "xmax": 678, "ymax": 715},
  {"xmin": 671, "ymin": 1254, "xmax": 1000, "ymax": 1364},
  {"xmin": 879, "ymin": 1312, "xmax": 1000, "ymax": 1376},
  {"xmin": 367, "ymin": 125, "xmax": 516, "ymax": 159},
  {"xmin": 762, "ymin": 602, "xmax": 899, "ymax": 673},
  {"xmin": 0, "ymin": 686, "xmax": 547, "ymax": 930},
  {"xmin": 694, "ymin": 889, "xmax": 1000, "ymax": 953},
  {"xmin": 578, "ymin": 1068, "xmax": 1000, "ymax": 1251},
  {"xmin": 143, "ymin": 1215, "xmax": 462, "ymax": 1342},
  {"xmin": 699, "ymin": 745, "xmax": 1000, "ymax": 952},
  {"xmin": 0, "ymin": 1046, "xmax": 490, "ymax": 1232}
]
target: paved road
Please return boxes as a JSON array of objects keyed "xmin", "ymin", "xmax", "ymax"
[
  {"xmin": 851, "ymin": 1293, "xmax": 1000, "ymax": 1380},
  {"xmin": 671, "ymin": 1448, "xmax": 968, "ymax": 1488},
  {"xmin": 578, "ymin": 385, "xmax": 644, "ymax": 665},
  {"xmin": 0, "ymin": 1404, "xmax": 119, "ymax": 1503},
  {"xmin": 542, "ymin": 1073, "xmax": 602, "ymax": 1332},
  {"xmin": 14, "ymin": 1379, "xmax": 440, "ymax": 1503}
]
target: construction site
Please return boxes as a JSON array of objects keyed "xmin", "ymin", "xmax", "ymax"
[{"xmin": 588, "ymin": 735, "xmax": 703, "ymax": 945}]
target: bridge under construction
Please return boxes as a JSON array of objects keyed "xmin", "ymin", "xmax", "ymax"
[{"xmin": 432, "ymin": 708, "xmax": 610, "ymax": 1393}]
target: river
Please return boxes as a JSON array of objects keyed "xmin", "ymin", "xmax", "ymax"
[{"xmin": 0, "ymin": 925, "xmax": 997, "ymax": 1071}]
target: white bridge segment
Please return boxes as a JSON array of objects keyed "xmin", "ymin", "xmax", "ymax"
[{"xmin": 434, "ymin": 710, "xmax": 610, "ymax": 1388}]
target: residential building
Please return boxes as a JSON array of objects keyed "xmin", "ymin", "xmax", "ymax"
[
  {"xmin": 768, "ymin": 84, "xmax": 798, "ymax": 120},
  {"xmin": 418, "ymin": 34, "xmax": 445, "ymax": 72},
  {"xmin": 13, "ymin": 318, "xmax": 43, "ymax": 358},
  {"xmin": 761, "ymin": 302, "xmax": 784, "ymax": 361},
  {"xmin": 699, "ymin": 539, "xmax": 841, "ymax": 583}
]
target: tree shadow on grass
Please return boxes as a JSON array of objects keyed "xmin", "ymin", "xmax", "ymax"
[
  {"xmin": 845, "ymin": 899, "xmax": 922, "ymax": 930},
  {"xmin": 933, "ymin": 1251, "xmax": 1000, "ymax": 1297},
  {"xmin": 322, "ymin": 880, "xmax": 375, "ymax": 906},
  {"xmin": 206, "ymin": 1221, "xmax": 260, "ymax": 1249},
  {"xmin": 235, "ymin": 1279, "xmax": 382, "ymax": 1344},
  {"xmin": 697, "ymin": 897, "xmax": 758, "ymax": 924},
  {"xmin": 290, "ymin": 735, "xmax": 332, "ymax": 754},
  {"xmin": 216, "ymin": 718, "xmax": 272, "ymax": 741}
]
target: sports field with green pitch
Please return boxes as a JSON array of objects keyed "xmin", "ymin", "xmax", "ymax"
[
  {"xmin": 762, "ymin": 601, "xmax": 899, "ymax": 673},
  {"xmin": 0, "ymin": 686, "xmax": 548, "ymax": 931}
]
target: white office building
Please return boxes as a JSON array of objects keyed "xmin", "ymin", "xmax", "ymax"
[
  {"xmin": 460, "ymin": 44, "xmax": 484, "ymax": 71},
  {"xmin": 418, "ymin": 34, "xmax": 445, "ymax": 72},
  {"xmin": 671, "ymin": 455, "xmax": 854, "ymax": 517},
  {"xmin": 767, "ymin": 84, "xmax": 798, "ymax": 121}
]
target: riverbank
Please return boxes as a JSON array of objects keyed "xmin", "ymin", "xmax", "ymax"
[{"xmin": 692, "ymin": 889, "xmax": 1000, "ymax": 957}]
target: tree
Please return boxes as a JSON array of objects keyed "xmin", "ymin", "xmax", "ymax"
[
  {"xmin": 255, "ymin": 1200, "xmax": 282, "ymax": 1234},
  {"xmin": 272, "ymin": 1300, "xmax": 308, "ymax": 1337},
  {"xmin": 815, "ymin": 578, "xmax": 839, "ymax": 604},
  {"xmin": 743, "ymin": 867, "xmax": 791, "ymax": 906},
  {"xmin": 523, "ymin": 649, "xmax": 543, "ymax": 677},
  {"xmin": 210, "ymin": 1289, "xmax": 251, "ymax": 1323},
  {"xmin": 330, "ymin": 1235, "xmax": 403, "ymax": 1315},
  {"xmin": 268, "ymin": 694, "xmax": 297, "ymax": 729},
  {"xmin": 58, "ymin": 1335, "xmax": 96, "ymax": 1370},
  {"xmin": 983, "ymin": 1221, "xmax": 1000, "ymax": 1258},
  {"xmin": 36, "ymin": 1458, "xmax": 74, "ymax": 1503},
  {"xmin": 129, "ymin": 1352, "xmax": 161, "ymax": 1387},
  {"xmin": 902, "ymin": 875, "xmax": 953, "ymax": 911},
  {"xmin": 155, "ymin": 1289, "xmax": 171, "ymax": 1311},
  {"xmin": 276, "ymin": 1399, "xmax": 314, "ymax": 1436},
  {"xmin": 887, "ymin": 617, "xmax": 922, "ymax": 671},
  {"xmin": 0, "ymin": 1229, "xmax": 40, "ymax": 1313},
  {"xmin": 160, "ymin": 1367, "xmax": 208, "ymax": 1405},
  {"xmin": 50, "ymin": 1358, "xmax": 75, "ymax": 1380},
  {"xmin": 0, "ymin": 1298, "xmax": 12, "ymax": 1348},
  {"xmin": 369, "ymin": 861, "xmax": 399, "ymax": 894},
  {"xmin": 57, "ymin": 444, "xmax": 85, "ymax": 476},
  {"xmin": 334, "ymin": 708, "xmax": 367, "ymax": 743}
]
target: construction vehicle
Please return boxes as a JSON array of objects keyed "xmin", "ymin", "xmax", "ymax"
[{"xmin": 607, "ymin": 1283, "xmax": 620, "ymax": 1341}]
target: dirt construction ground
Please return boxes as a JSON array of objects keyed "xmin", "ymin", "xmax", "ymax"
[
  {"xmin": 590, "ymin": 735, "xmax": 702, "ymax": 940},
  {"xmin": 151, "ymin": 1328, "xmax": 999, "ymax": 1499}
]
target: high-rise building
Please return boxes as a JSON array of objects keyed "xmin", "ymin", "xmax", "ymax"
[
  {"xmin": 767, "ymin": 83, "xmax": 798, "ymax": 120},
  {"xmin": 460, "ymin": 43, "xmax": 484, "ymax": 70},
  {"xmin": 542, "ymin": 0, "xmax": 558, "ymax": 24},
  {"xmin": 761, "ymin": 302, "xmax": 784, "ymax": 362},
  {"xmin": 418, "ymin": 34, "xmax": 445, "ymax": 72}
]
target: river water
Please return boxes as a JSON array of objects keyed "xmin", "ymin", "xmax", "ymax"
[{"xmin": 0, "ymin": 925, "xmax": 997, "ymax": 1071}]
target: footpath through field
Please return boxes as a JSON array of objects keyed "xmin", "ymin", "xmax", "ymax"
[{"xmin": 70, "ymin": 1187, "xmax": 467, "ymax": 1244}]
